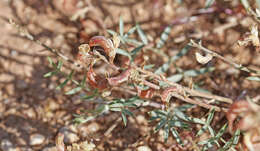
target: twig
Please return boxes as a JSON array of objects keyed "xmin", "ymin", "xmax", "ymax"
[
  {"xmin": 189, "ymin": 39, "xmax": 260, "ymax": 75},
  {"xmin": 9, "ymin": 19, "xmax": 82, "ymax": 69},
  {"xmin": 133, "ymin": 65, "xmax": 233, "ymax": 104}
]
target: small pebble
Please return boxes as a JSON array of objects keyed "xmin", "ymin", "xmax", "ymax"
[
  {"xmin": 30, "ymin": 133, "xmax": 45, "ymax": 145},
  {"xmin": 59, "ymin": 125, "xmax": 79, "ymax": 144},
  {"xmin": 42, "ymin": 146, "xmax": 57, "ymax": 151},
  {"xmin": 1, "ymin": 139, "xmax": 16, "ymax": 151},
  {"xmin": 137, "ymin": 146, "xmax": 152, "ymax": 151}
]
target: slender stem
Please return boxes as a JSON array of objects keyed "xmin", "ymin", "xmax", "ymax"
[
  {"xmin": 9, "ymin": 19, "xmax": 82, "ymax": 69},
  {"xmin": 190, "ymin": 39, "xmax": 260, "ymax": 74},
  {"xmin": 133, "ymin": 65, "xmax": 233, "ymax": 104}
]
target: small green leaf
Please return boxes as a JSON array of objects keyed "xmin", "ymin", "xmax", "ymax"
[
  {"xmin": 156, "ymin": 25, "xmax": 172, "ymax": 49},
  {"xmin": 175, "ymin": 110, "xmax": 191, "ymax": 122},
  {"xmin": 80, "ymin": 94, "xmax": 96, "ymax": 100},
  {"xmin": 47, "ymin": 56, "xmax": 54, "ymax": 66},
  {"xmin": 130, "ymin": 44, "xmax": 144, "ymax": 57},
  {"xmin": 56, "ymin": 70, "xmax": 74, "ymax": 89},
  {"xmin": 240, "ymin": 0, "xmax": 250, "ymax": 9},
  {"xmin": 122, "ymin": 109, "xmax": 134, "ymax": 116},
  {"xmin": 167, "ymin": 74, "xmax": 183, "ymax": 83},
  {"xmin": 171, "ymin": 45, "xmax": 191, "ymax": 62},
  {"xmin": 109, "ymin": 103, "xmax": 124, "ymax": 108},
  {"xmin": 207, "ymin": 109, "xmax": 215, "ymax": 124},
  {"xmin": 44, "ymin": 71, "xmax": 56, "ymax": 77},
  {"xmin": 65, "ymin": 87, "xmax": 82, "ymax": 95},
  {"xmin": 110, "ymin": 107, "xmax": 122, "ymax": 112},
  {"xmin": 155, "ymin": 63, "xmax": 170, "ymax": 75},
  {"xmin": 197, "ymin": 125, "xmax": 208, "ymax": 136},
  {"xmin": 164, "ymin": 124, "xmax": 170, "ymax": 142},
  {"xmin": 57, "ymin": 60, "xmax": 63, "ymax": 70},
  {"xmin": 169, "ymin": 120, "xmax": 189, "ymax": 128},
  {"xmin": 154, "ymin": 110, "xmax": 168, "ymax": 117},
  {"xmin": 215, "ymin": 123, "xmax": 228, "ymax": 139},
  {"xmin": 119, "ymin": 16, "xmax": 124, "ymax": 36},
  {"xmin": 107, "ymin": 29, "xmax": 117, "ymax": 36},
  {"xmin": 205, "ymin": 0, "xmax": 215, "ymax": 8},
  {"xmin": 155, "ymin": 118, "xmax": 167, "ymax": 132},
  {"xmin": 116, "ymin": 48, "xmax": 132, "ymax": 59},
  {"xmin": 246, "ymin": 76, "xmax": 260, "ymax": 82},
  {"xmin": 177, "ymin": 104, "xmax": 195, "ymax": 111},
  {"xmin": 124, "ymin": 38, "xmax": 143, "ymax": 46},
  {"xmin": 73, "ymin": 115, "xmax": 96, "ymax": 124},
  {"xmin": 143, "ymin": 64, "xmax": 154, "ymax": 69},
  {"xmin": 184, "ymin": 67, "xmax": 215, "ymax": 77},
  {"xmin": 136, "ymin": 24, "xmax": 148, "ymax": 45},
  {"xmin": 171, "ymin": 128, "xmax": 183, "ymax": 146},
  {"xmin": 124, "ymin": 26, "xmax": 137, "ymax": 38},
  {"xmin": 155, "ymin": 45, "xmax": 191, "ymax": 74},
  {"xmin": 208, "ymin": 126, "xmax": 216, "ymax": 137},
  {"xmin": 57, "ymin": 78, "xmax": 69, "ymax": 90},
  {"xmin": 232, "ymin": 129, "xmax": 240, "ymax": 145},
  {"xmin": 189, "ymin": 118, "xmax": 205, "ymax": 124},
  {"xmin": 121, "ymin": 112, "xmax": 127, "ymax": 126}
]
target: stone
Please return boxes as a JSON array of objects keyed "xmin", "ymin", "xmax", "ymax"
[
  {"xmin": 137, "ymin": 146, "xmax": 152, "ymax": 151},
  {"xmin": 30, "ymin": 133, "xmax": 45, "ymax": 145},
  {"xmin": 1, "ymin": 139, "xmax": 17, "ymax": 151},
  {"xmin": 59, "ymin": 125, "xmax": 79, "ymax": 144},
  {"xmin": 42, "ymin": 146, "xmax": 58, "ymax": 151}
]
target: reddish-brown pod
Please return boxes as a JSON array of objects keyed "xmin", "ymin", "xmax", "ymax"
[
  {"xmin": 107, "ymin": 68, "xmax": 132, "ymax": 86},
  {"xmin": 137, "ymin": 88, "xmax": 155, "ymax": 99},
  {"xmin": 89, "ymin": 36, "xmax": 113, "ymax": 56},
  {"xmin": 161, "ymin": 86, "xmax": 178, "ymax": 103},
  {"xmin": 87, "ymin": 66, "xmax": 108, "ymax": 90}
]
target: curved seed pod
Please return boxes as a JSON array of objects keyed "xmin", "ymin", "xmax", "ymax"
[
  {"xmin": 161, "ymin": 86, "xmax": 178, "ymax": 103},
  {"xmin": 226, "ymin": 100, "xmax": 260, "ymax": 151},
  {"xmin": 107, "ymin": 68, "xmax": 132, "ymax": 86},
  {"xmin": 77, "ymin": 44, "xmax": 94, "ymax": 67},
  {"xmin": 137, "ymin": 87, "xmax": 155, "ymax": 99},
  {"xmin": 87, "ymin": 66, "xmax": 108, "ymax": 90},
  {"xmin": 195, "ymin": 52, "xmax": 213, "ymax": 64},
  {"xmin": 226, "ymin": 100, "xmax": 260, "ymax": 133},
  {"xmin": 89, "ymin": 36, "xmax": 116, "ymax": 64}
]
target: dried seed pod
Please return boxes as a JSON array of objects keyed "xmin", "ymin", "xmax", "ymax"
[
  {"xmin": 87, "ymin": 66, "xmax": 108, "ymax": 90},
  {"xmin": 77, "ymin": 44, "xmax": 93, "ymax": 67},
  {"xmin": 226, "ymin": 100, "xmax": 260, "ymax": 151},
  {"xmin": 107, "ymin": 68, "xmax": 132, "ymax": 86},
  {"xmin": 89, "ymin": 36, "xmax": 116, "ymax": 64},
  {"xmin": 112, "ymin": 34, "xmax": 120, "ymax": 49},
  {"xmin": 226, "ymin": 100, "xmax": 260, "ymax": 133},
  {"xmin": 137, "ymin": 87, "xmax": 155, "ymax": 99},
  {"xmin": 195, "ymin": 52, "xmax": 213, "ymax": 64},
  {"xmin": 161, "ymin": 86, "xmax": 178, "ymax": 103}
]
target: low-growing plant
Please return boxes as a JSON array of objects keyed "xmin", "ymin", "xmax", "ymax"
[{"xmin": 9, "ymin": 0, "xmax": 260, "ymax": 150}]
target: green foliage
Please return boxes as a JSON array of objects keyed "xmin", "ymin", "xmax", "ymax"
[
  {"xmin": 156, "ymin": 25, "xmax": 172, "ymax": 49},
  {"xmin": 149, "ymin": 105, "xmax": 204, "ymax": 144},
  {"xmin": 119, "ymin": 16, "xmax": 124, "ymax": 37},
  {"xmin": 197, "ymin": 109, "xmax": 216, "ymax": 137},
  {"xmin": 136, "ymin": 24, "xmax": 148, "ymax": 45},
  {"xmin": 218, "ymin": 129, "xmax": 240, "ymax": 151},
  {"xmin": 74, "ymin": 96, "xmax": 144, "ymax": 126},
  {"xmin": 155, "ymin": 44, "xmax": 191, "ymax": 74},
  {"xmin": 205, "ymin": 0, "xmax": 215, "ymax": 8},
  {"xmin": 198, "ymin": 123, "xmax": 228, "ymax": 150},
  {"xmin": 246, "ymin": 76, "xmax": 260, "ymax": 82},
  {"xmin": 44, "ymin": 57, "xmax": 63, "ymax": 77},
  {"xmin": 43, "ymin": 17, "xmax": 244, "ymax": 150}
]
